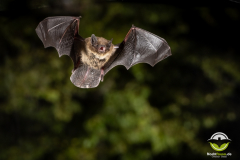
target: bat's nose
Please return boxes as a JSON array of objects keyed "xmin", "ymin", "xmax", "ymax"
[{"xmin": 98, "ymin": 45, "xmax": 106, "ymax": 52}]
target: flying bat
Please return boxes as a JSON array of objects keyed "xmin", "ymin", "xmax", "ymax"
[{"xmin": 35, "ymin": 16, "xmax": 171, "ymax": 88}]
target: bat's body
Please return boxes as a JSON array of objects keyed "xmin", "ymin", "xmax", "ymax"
[
  {"xmin": 36, "ymin": 16, "xmax": 171, "ymax": 88},
  {"xmin": 82, "ymin": 36, "xmax": 115, "ymax": 70}
]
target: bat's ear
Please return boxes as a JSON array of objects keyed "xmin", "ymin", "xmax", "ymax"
[
  {"xmin": 107, "ymin": 38, "xmax": 113, "ymax": 47},
  {"xmin": 108, "ymin": 39, "xmax": 113, "ymax": 47},
  {"xmin": 91, "ymin": 34, "xmax": 98, "ymax": 46}
]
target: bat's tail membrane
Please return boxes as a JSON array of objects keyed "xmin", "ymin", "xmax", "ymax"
[{"xmin": 70, "ymin": 64, "xmax": 101, "ymax": 88}]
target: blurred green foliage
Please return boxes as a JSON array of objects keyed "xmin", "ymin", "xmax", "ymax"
[{"xmin": 0, "ymin": 0, "xmax": 240, "ymax": 160}]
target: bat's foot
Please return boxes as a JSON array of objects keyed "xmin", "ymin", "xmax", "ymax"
[
  {"xmin": 100, "ymin": 69, "xmax": 104, "ymax": 82},
  {"xmin": 72, "ymin": 68, "xmax": 76, "ymax": 74}
]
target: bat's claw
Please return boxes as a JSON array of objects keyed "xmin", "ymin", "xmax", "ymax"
[
  {"xmin": 71, "ymin": 69, "xmax": 75, "ymax": 74},
  {"xmin": 100, "ymin": 69, "xmax": 104, "ymax": 82}
]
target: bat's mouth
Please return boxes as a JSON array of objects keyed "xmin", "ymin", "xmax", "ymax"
[{"xmin": 98, "ymin": 46, "xmax": 106, "ymax": 53}]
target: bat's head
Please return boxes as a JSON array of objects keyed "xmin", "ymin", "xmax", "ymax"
[{"xmin": 90, "ymin": 34, "xmax": 113, "ymax": 54}]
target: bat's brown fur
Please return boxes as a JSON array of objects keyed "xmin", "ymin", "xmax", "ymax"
[{"xmin": 81, "ymin": 37, "xmax": 116, "ymax": 70}]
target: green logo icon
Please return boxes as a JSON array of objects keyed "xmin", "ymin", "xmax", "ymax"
[{"xmin": 207, "ymin": 132, "xmax": 231, "ymax": 151}]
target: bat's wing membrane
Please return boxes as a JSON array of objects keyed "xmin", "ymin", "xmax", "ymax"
[
  {"xmin": 36, "ymin": 16, "xmax": 82, "ymax": 57},
  {"xmin": 36, "ymin": 16, "xmax": 99, "ymax": 88},
  {"xmin": 104, "ymin": 26, "xmax": 171, "ymax": 75},
  {"xmin": 36, "ymin": 16, "xmax": 85, "ymax": 76}
]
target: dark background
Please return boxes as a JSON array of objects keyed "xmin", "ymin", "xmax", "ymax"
[{"xmin": 0, "ymin": 0, "xmax": 240, "ymax": 159}]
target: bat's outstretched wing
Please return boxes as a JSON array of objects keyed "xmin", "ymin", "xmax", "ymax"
[
  {"xmin": 103, "ymin": 25, "xmax": 171, "ymax": 75},
  {"xmin": 36, "ymin": 16, "xmax": 84, "ymax": 69}
]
